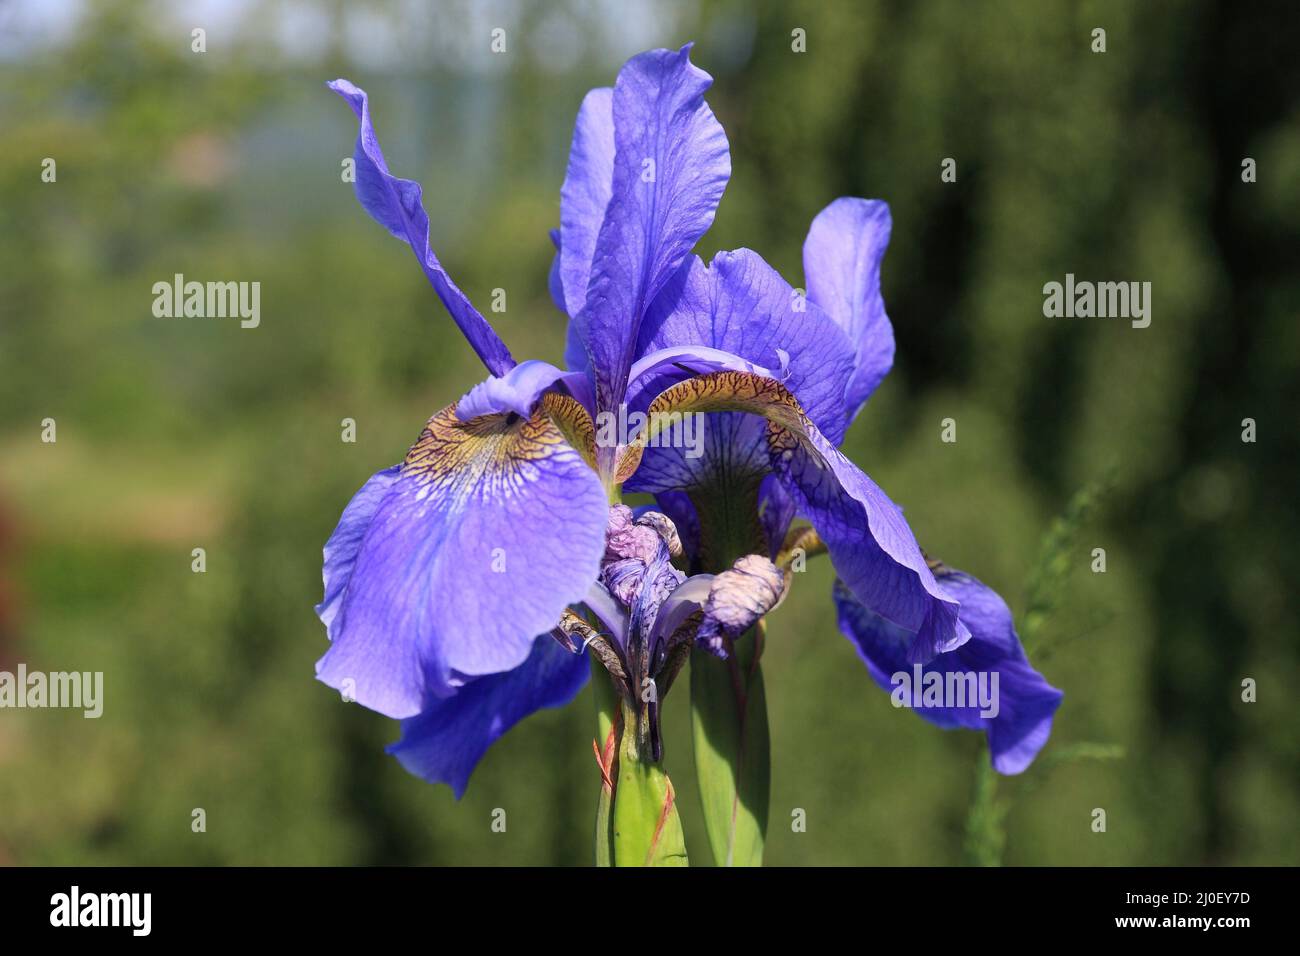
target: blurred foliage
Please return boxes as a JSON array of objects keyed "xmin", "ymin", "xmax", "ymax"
[{"xmin": 0, "ymin": 0, "xmax": 1296, "ymax": 865}]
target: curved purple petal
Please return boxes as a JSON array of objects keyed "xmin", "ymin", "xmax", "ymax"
[
  {"xmin": 572, "ymin": 45, "xmax": 731, "ymax": 414},
  {"xmin": 834, "ymin": 570, "xmax": 1063, "ymax": 775},
  {"xmin": 328, "ymin": 78, "xmax": 514, "ymax": 377},
  {"xmin": 387, "ymin": 633, "xmax": 590, "ymax": 797},
  {"xmin": 315, "ymin": 399, "xmax": 607, "ymax": 719},
  {"xmin": 630, "ymin": 369, "xmax": 962, "ymax": 660},
  {"xmin": 627, "ymin": 342, "xmax": 779, "ymax": 401},
  {"xmin": 803, "ymin": 198, "xmax": 895, "ymax": 414},
  {"xmin": 772, "ymin": 422, "xmax": 967, "ymax": 662},
  {"xmin": 455, "ymin": 359, "xmax": 574, "ymax": 420},
  {"xmin": 626, "ymin": 410, "xmax": 769, "ymax": 494}
]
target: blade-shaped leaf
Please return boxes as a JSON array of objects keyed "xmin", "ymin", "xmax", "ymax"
[{"xmin": 690, "ymin": 624, "xmax": 770, "ymax": 866}]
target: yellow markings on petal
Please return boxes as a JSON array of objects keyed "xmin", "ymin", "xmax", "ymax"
[
  {"xmin": 538, "ymin": 391, "xmax": 598, "ymax": 472},
  {"xmin": 776, "ymin": 526, "xmax": 825, "ymax": 568},
  {"xmin": 613, "ymin": 371, "xmax": 820, "ymax": 483},
  {"xmin": 648, "ymin": 370, "xmax": 810, "ymax": 435},
  {"xmin": 402, "ymin": 401, "xmax": 576, "ymax": 506},
  {"xmin": 613, "ymin": 442, "xmax": 644, "ymax": 484}
]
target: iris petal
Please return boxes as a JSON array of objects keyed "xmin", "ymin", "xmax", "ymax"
[
  {"xmin": 803, "ymin": 198, "xmax": 896, "ymax": 415},
  {"xmin": 834, "ymin": 571, "xmax": 1063, "ymax": 774},
  {"xmin": 634, "ymin": 250, "xmax": 854, "ymax": 439},
  {"xmin": 328, "ymin": 79, "xmax": 514, "ymax": 377},
  {"xmin": 315, "ymin": 396, "xmax": 607, "ymax": 719},
  {"xmin": 637, "ymin": 370, "xmax": 967, "ymax": 661},
  {"xmin": 623, "ymin": 249, "xmax": 854, "ymax": 498},
  {"xmin": 387, "ymin": 633, "xmax": 590, "ymax": 798},
  {"xmin": 316, "ymin": 465, "xmax": 401, "ymax": 636},
  {"xmin": 558, "ymin": 86, "xmax": 616, "ymax": 320},
  {"xmin": 571, "ymin": 44, "xmax": 731, "ymax": 414},
  {"xmin": 455, "ymin": 359, "xmax": 580, "ymax": 421}
]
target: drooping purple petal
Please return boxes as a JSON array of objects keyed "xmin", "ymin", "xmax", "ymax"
[
  {"xmin": 387, "ymin": 633, "xmax": 590, "ymax": 797},
  {"xmin": 573, "ymin": 45, "xmax": 731, "ymax": 414},
  {"xmin": 315, "ymin": 399, "xmax": 607, "ymax": 719},
  {"xmin": 633, "ymin": 370, "xmax": 966, "ymax": 661},
  {"xmin": 328, "ymin": 78, "xmax": 514, "ymax": 377},
  {"xmin": 803, "ymin": 198, "xmax": 895, "ymax": 414},
  {"xmin": 771, "ymin": 421, "xmax": 967, "ymax": 662},
  {"xmin": 626, "ymin": 410, "xmax": 768, "ymax": 495},
  {"xmin": 834, "ymin": 571, "xmax": 1063, "ymax": 774}
]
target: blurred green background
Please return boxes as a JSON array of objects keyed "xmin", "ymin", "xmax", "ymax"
[{"xmin": 1, "ymin": 0, "xmax": 1297, "ymax": 866}]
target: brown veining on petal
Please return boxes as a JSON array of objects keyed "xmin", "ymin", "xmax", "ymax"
[{"xmin": 402, "ymin": 402, "xmax": 570, "ymax": 506}]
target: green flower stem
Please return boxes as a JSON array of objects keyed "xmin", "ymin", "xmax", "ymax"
[
  {"xmin": 610, "ymin": 698, "xmax": 688, "ymax": 866},
  {"xmin": 963, "ymin": 746, "xmax": 1007, "ymax": 866}
]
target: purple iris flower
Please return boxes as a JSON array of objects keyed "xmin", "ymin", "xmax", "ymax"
[
  {"xmin": 315, "ymin": 44, "xmax": 1049, "ymax": 797},
  {"xmin": 610, "ymin": 191, "xmax": 1065, "ymax": 772}
]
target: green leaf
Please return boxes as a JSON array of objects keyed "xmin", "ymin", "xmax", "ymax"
[
  {"xmin": 690, "ymin": 625, "xmax": 770, "ymax": 866},
  {"xmin": 610, "ymin": 699, "xmax": 687, "ymax": 866}
]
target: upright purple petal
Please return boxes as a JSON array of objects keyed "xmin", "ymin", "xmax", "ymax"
[
  {"xmin": 633, "ymin": 250, "xmax": 855, "ymax": 438},
  {"xmin": 387, "ymin": 634, "xmax": 590, "ymax": 797},
  {"xmin": 803, "ymin": 198, "xmax": 895, "ymax": 414},
  {"xmin": 834, "ymin": 570, "xmax": 1063, "ymax": 775},
  {"xmin": 329, "ymin": 79, "xmax": 514, "ymax": 377},
  {"xmin": 315, "ymin": 393, "xmax": 607, "ymax": 719},
  {"xmin": 624, "ymin": 249, "xmax": 854, "ymax": 496},
  {"xmin": 558, "ymin": 87, "xmax": 616, "ymax": 319},
  {"xmin": 573, "ymin": 45, "xmax": 731, "ymax": 414}
]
